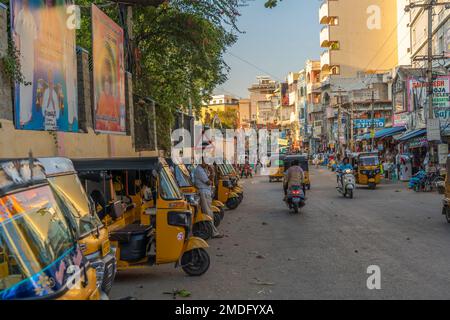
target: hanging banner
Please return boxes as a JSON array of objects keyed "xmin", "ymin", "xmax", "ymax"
[
  {"xmin": 407, "ymin": 76, "xmax": 450, "ymax": 132},
  {"xmin": 92, "ymin": 4, "xmax": 126, "ymax": 134},
  {"xmin": 393, "ymin": 112, "xmax": 409, "ymax": 127},
  {"xmin": 11, "ymin": 0, "xmax": 78, "ymax": 132}
]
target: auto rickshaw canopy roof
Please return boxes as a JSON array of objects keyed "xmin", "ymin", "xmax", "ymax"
[{"xmin": 72, "ymin": 157, "xmax": 165, "ymax": 172}]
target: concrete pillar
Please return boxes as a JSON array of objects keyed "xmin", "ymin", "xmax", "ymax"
[
  {"xmin": 0, "ymin": 3, "xmax": 13, "ymax": 121},
  {"xmin": 76, "ymin": 47, "xmax": 93, "ymax": 132}
]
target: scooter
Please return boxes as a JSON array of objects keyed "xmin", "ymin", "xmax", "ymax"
[
  {"xmin": 285, "ymin": 185, "xmax": 306, "ymax": 214},
  {"xmin": 337, "ymin": 169, "xmax": 355, "ymax": 199}
]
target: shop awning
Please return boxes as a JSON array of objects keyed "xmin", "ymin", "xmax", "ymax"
[
  {"xmin": 355, "ymin": 127, "xmax": 406, "ymax": 141},
  {"xmin": 396, "ymin": 128, "xmax": 427, "ymax": 142},
  {"xmin": 374, "ymin": 126, "xmax": 407, "ymax": 139}
]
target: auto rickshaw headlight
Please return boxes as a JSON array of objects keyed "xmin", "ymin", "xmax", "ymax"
[
  {"xmin": 222, "ymin": 180, "xmax": 233, "ymax": 188},
  {"xmin": 168, "ymin": 211, "xmax": 191, "ymax": 227}
]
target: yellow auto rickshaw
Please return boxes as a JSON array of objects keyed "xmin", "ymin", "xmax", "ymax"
[
  {"xmin": 219, "ymin": 162, "xmax": 244, "ymax": 201},
  {"xmin": 214, "ymin": 164, "xmax": 241, "ymax": 210},
  {"xmin": 284, "ymin": 155, "xmax": 311, "ymax": 190},
  {"xmin": 73, "ymin": 158, "xmax": 210, "ymax": 276},
  {"xmin": 0, "ymin": 159, "xmax": 100, "ymax": 300},
  {"xmin": 38, "ymin": 157, "xmax": 117, "ymax": 294},
  {"xmin": 351, "ymin": 152, "xmax": 382, "ymax": 189},
  {"xmin": 269, "ymin": 155, "xmax": 286, "ymax": 182}
]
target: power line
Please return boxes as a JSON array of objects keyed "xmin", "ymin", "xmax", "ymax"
[{"xmin": 226, "ymin": 51, "xmax": 285, "ymax": 82}]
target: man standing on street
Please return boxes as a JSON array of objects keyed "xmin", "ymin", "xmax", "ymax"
[{"xmin": 194, "ymin": 159, "xmax": 223, "ymax": 239}]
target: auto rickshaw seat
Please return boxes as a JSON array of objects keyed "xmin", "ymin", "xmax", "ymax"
[{"xmin": 109, "ymin": 224, "xmax": 153, "ymax": 243}]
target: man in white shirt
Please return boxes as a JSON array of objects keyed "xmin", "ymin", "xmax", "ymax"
[{"xmin": 194, "ymin": 159, "xmax": 223, "ymax": 239}]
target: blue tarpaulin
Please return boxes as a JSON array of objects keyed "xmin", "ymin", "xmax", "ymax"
[
  {"xmin": 356, "ymin": 126, "xmax": 406, "ymax": 141},
  {"xmin": 396, "ymin": 129, "xmax": 427, "ymax": 142},
  {"xmin": 374, "ymin": 126, "xmax": 407, "ymax": 139}
]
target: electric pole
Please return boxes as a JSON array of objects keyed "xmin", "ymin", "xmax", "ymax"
[
  {"xmin": 371, "ymin": 90, "xmax": 375, "ymax": 152},
  {"xmin": 337, "ymin": 90, "xmax": 342, "ymax": 158},
  {"xmin": 350, "ymin": 101, "xmax": 355, "ymax": 152}
]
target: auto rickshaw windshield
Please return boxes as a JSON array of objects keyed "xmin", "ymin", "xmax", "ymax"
[
  {"xmin": 174, "ymin": 166, "xmax": 193, "ymax": 188},
  {"xmin": 160, "ymin": 167, "xmax": 184, "ymax": 200},
  {"xmin": 0, "ymin": 186, "xmax": 75, "ymax": 298},
  {"xmin": 48, "ymin": 174, "xmax": 103, "ymax": 238},
  {"xmin": 360, "ymin": 156, "xmax": 380, "ymax": 166}
]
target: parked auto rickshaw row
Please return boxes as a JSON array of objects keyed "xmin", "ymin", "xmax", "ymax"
[{"xmin": 0, "ymin": 156, "xmax": 244, "ymax": 300}]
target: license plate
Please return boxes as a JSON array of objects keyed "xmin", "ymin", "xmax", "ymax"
[
  {"xmin": 293, "ymin": 198, "xmax": 301, "ymax": 203},
  {"xmin": 101, "ymin": 241, "xmax": 110, "ymax": 257}
]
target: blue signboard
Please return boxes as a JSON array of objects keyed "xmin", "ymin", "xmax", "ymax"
[{"xmin": 354, "ymin": 118, "xmax": 385, "ymax": 129}]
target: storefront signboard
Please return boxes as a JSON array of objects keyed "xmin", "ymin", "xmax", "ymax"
[{"xmin": 354, "ymin": 118, "xmax": 385, "ymax": 129}]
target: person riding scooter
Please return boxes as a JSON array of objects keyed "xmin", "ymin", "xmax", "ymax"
[
  {"xmin": 337, "ymin": 157, "xmax": 353, "ymax": 186},
  {"xmin": 283, "ymin": 159, "xmax": 304, "ymax": 200}
]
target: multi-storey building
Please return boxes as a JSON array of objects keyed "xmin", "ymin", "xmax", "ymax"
[
  {"xmin": 297, "ymin": 69, "xmax": 308, "ymax": 151},
  {"xmin": 319, "ymin": 0, "xmax": 399, "ymax": 81},
  {"xmin": 248, "ymin": 76, "xmax": 279, "ymax": 128},
  {"xmin": 305, "ymin": 60, "xmax": 323, "ymax": 153},
  {"xmin": 202, "ymin": 94, "xmax": 240, "ymax": 128},
  {"xmin": 408, "ymin": 0, "xmax": 449, "ymax": 69}
]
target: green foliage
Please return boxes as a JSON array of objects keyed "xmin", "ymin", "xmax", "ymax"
[
  {"xmin": 75, "ymin": 0, "xmax": 252, "ymax": 151},
  {"xmin": 264, "ymin": 0, "xmax": 282, "ymax": 8},
  {"xmin": 0, "ymin": 38, "xmax": 31, "ymax": 86}
]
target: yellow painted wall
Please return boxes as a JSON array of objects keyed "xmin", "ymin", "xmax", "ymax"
[
  {"xmin": 201, "ymin": 104, "xmax": 239, "ymax": 124},
  {"xmin": 0, "ymin": 120, "xmax": 158, "ymax": 158},
  {"xmin": 328, "ymin": 0, "xmax": 398, "ymax": 77}
]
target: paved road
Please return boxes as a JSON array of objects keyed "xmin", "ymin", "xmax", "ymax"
[{"xmin": 110, "ymin": 167, "xmax": 450, "ymax": 300}]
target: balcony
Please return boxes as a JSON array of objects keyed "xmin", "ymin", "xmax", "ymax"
[
  {"xmin": 320, "ymin": 26, "xmax": 330, "ymax": 48},
  {"xmin": 320, "ymin": 50, "xmax": 330, "ymax": 71},
  {"xmin": 307, "ymin": 82, "xmax": 321, "ymax": 94},
  {"xmin": 319, "ymin": 1, "xmax": 329, "ymax": 24},
  {"xmin": 308, "ymin": 104, "xmax": 323, "ymax": 114}
]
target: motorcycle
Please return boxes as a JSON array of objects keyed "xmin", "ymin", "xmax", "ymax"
[
  {"xmin": 285, "ymin": 185, "xmax": 306, "ymax": 214},
  {"xmin": 337, "ymin": 168, "xmax": 355, "ymax": 199}
]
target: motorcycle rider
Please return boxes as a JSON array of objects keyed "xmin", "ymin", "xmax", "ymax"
[
  {"xmin": 283, "ymin": 160, "xmax": 304, "ymax": 200},
  {"xmin": 337, "ymin": 157, "xmax": 353, "ymax": 186}
]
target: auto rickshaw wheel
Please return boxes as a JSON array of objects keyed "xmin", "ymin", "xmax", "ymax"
[
  {"xmin": 214, "ymin": 212, "xmax": 221, "ymax": 227},
  {"xmin": 193, "ymin": 221, "xmax": 213, "ymax": 241},
  {"xmin": 226, "ymin": 197, "xmax": 239, "ymax": 210},
  {"xmin": 368, "ymin": 183, "xmax": 376, "ymax": 190},
  {"xmin": 218, "ymin": 207, "xmax": 225, "ymax": 220},
  {"xmin": 181, "ymin": 248, "xmax": 210, "ymax": 276},
  {"xmin": 445, "ymin": 207, "xmax": 450, "ymax": 224}
]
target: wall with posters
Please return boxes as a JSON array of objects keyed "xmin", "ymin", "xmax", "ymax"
[
  {"xmin": 92, "ymin": 4, "xmax": 126, "ymax": 134},
  {"xmin": 11, "ymin": 0, "xmax": 78, "ymax": 132},
  {"xmin": 0, "ymin": 4, "xmax": 157, "ymax": 159}
]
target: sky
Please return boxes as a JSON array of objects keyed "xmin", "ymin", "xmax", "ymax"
[{"xmin": 215, "ymin": 0, "xmax": 323, "ymax": 98}]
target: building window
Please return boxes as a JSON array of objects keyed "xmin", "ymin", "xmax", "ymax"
[
  {"xmin": 330, "ymin": 41, "xmax": 340, "ymax": 50},
  {"xmin": 330, "ymin": 65, "xmax": 340, "ymax": 75},
  {"xmin": 329, "ymin": 17, "xmax": 339, "ymax": 26}
]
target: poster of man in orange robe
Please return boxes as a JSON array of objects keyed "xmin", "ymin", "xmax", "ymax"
[{"xmin": 92, "ymin": 4, "xmax": 126, "ymax": 134}]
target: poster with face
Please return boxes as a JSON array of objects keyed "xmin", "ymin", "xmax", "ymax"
[
  {"xmin": 92, "ymin": 4, "xmax": 126, "ymax": 134},
  {"xmin": 11, "ymin": 0, "xmax": 78, "ymax": 132}
]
